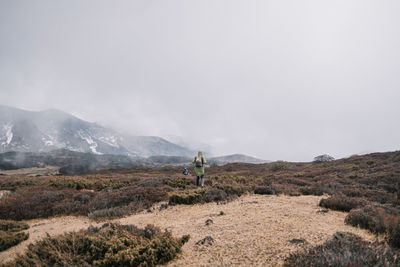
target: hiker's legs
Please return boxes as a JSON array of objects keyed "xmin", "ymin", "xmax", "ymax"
[
  {"xmin": 196, "ymin": 176, "xmax": 200, "ymax": 186},
  {"xmin": 200, "ymin": 174, "xmax": 205, "ymax": 187}
]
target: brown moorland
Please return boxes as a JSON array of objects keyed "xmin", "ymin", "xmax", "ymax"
[{"xmin": 0, "ymin": 151, "xmax": 400, "ymax": 265}]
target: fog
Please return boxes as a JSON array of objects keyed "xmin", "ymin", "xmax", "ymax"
[{"xmin": 1, "ymin": 0, "xmax": 399, "ymax": 161}]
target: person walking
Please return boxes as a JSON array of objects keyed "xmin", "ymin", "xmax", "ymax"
[{"xmin": 193, "ymin": 151, "xmax": 206, "ymax": 187}]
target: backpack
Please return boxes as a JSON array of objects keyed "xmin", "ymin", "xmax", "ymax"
[{"xmin": 195, "ymin": 156, "xmax": 203, "ymax": 167}]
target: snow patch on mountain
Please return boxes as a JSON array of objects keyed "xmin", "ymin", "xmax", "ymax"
[
  {"xmin": 98, "ymin": 135, "xmax": 120, "ymax": 148},
  {"xmin": 77, "ymin": 130, "xmax": 102, "ymax": 155},
  {"xmin": 1, "ymin": 123, "xmax": 13, "ymax": 146}
]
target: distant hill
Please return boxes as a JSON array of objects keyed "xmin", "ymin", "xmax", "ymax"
[
  {"xmin": 208, "ymin": 154, "xmax": 269, "ymax": 165},
  {"xmin": 0, "ymin": 105, "xmax": 194, "ymax": 157}
]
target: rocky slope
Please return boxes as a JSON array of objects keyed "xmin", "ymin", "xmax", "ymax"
[{"xmin": 0, "ymin": 105, "xmax": 193, "ymax": 157}]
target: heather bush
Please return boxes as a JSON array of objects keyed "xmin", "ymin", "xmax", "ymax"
[
  {"xmin": 269, "ymin": 162, "xmax": 287, "ymax": 172},
  {"xmin": 0, "ymin": 186, "xmax": 84, "ymax": 220},
  {"xmin": 299, "ymin": 186, "xmax": 323, "ymax": 196},
  {"xmin": 345, "ymin": 206, "xmax": 386, "ymax": 233},
  {"xmin": 286, "ymin": 178, "xmax": 310, "ymax": 187},
  {"xmin": 168, "ymin": 190, "xmax": 203, "ymax": 205},
  {"xmin": 214, "ymin": 183, "xmax": 245, "ymax": 197},
  {"xmin": 0, "ymin": 220, "xmax": 29, "ymax": 232},
  {"xmin": 284, "ymin": 232, "xmax": 400, "ymax": 267},
  {"xmin": 0, "ymin": 230, "xmax": 29, "ymax": 252},
  {"xmin": 388, "ymin": 221, "xmax": 400, "ymax": 248},
  {"xmin": 88, "ymin": 203, "xmax": 144, "ymax": 220},
  {"xmin": 6, "ymin": 223, "xmax": 189, "ymax": 266},
  {"xmin": 254, "ymin": 186, "xmax": 275, "ymax": 195},
  {"xmin": 0, "ymin": 220, "xmax": 29, "ymax": 251},
  {"xmin": 203, "ymin": 188, "xmax": 229, "ymax": 203},
  {"xmin": 345, "ymin": 205, "xmax": 400, "ymax": 234},
  {"xmin": 48, "ymin": 177, "xmax": 126, "ymax": 191},
  {"xmin": 87, "ymin": 186, "xmax": 167, "ymax": 214},
  {"xmin": 164, "ymin": 177, "xmax": 193, "ymax": 189},
  {"xmin": 0, "ymin": 185, "xmax": 169, "ymax": 220},
  {"xmin": 319, "ymin": 195, "xmax": 366, "ymax": 212}
]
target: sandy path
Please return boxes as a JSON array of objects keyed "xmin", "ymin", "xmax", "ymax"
[{"xmin": 0, "ymin": 194, "xmax": 375, "ymax": 266}]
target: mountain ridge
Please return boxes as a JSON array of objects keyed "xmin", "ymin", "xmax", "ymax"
[{"xmin": 0, "ymin": 105, "xmax": 194, "ymax": 157}]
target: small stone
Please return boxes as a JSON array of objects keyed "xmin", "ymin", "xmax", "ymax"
[
  {"xmin": 159, "ymin": 203, "xmax": 168, "ymax": 211},
  {"xmin": 205, "ymin": 219, "xmax": 213, "ymax": 226},
  {"xmin": 195, "ymin": 236, "xmax": 215, "ymax": 246},
  {"xmin": 288, "ymin": 238, "xmax": 306, "ymax": 244},
  {"xmin": 317, "ymin": 209, "xmax": 329, "ymax": 213}
]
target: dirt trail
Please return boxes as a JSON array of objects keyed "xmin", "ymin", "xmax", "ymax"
[{"xmin": 0, "ymin": 194, "xmax": 376, "ymax": 266}]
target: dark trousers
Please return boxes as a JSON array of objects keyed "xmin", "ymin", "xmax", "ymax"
[{"xmin": 196, "ymin": 174, "xmax": 204, "ymax": 186}]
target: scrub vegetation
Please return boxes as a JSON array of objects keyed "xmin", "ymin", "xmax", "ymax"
[{"xmin": 4, "ymin": 223, "xmax": 188, "ymax": 267}]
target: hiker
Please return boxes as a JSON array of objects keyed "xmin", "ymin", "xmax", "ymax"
[{"xmin": 193, "ymin": 151, "xmax": 206, "ymax": 187}]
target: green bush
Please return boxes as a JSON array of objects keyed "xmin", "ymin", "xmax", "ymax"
[{"xmin": 7, "ymin": 223, "xmax": 188, "ymax": 267}]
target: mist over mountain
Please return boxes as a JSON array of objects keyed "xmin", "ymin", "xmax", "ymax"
[
  {"xmin": 207, "ymin": 154, "xmax": 269, "ymax": 165},
  {"xmin": 0, "ymin": 105, "xmax": 194, "ymax": 157}
]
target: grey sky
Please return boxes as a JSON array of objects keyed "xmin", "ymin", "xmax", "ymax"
[{"xmin": 1, "ymin": 0, "xmax": 399, "ymax": 161}]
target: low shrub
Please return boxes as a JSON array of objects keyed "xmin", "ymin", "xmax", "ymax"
[
  {"xmin": 0, "ymin": 186, "xmax": 82, "ymax": 220},
  {"xmin": 0, "ymin": 219, "xmax": 30, "ymax": 251},
  {"xmin": 168, "ymin": 190, "xmax": 203, "ymax": 205},
  {"xmin": 88, "ymin": 203, "xmax": 144, "ymax": 220},
  {"xmin": 270, "ymin": 162, "xmax": 287, "ymax": 172},
  {"xmin": 164, "ymin": 177, "xmax": 193, "ymax": 189},
  {"xmin": 299, "ymin": 186, "xmax": 323, "ymax": 196},
  {"xmin": 203, "ymin": 188, "xmax": 229, "ymax": 203},
  {"xmin": 345, "ymin": 205, "xmax": 400, "ymax": 234},
  {"xmin": 7, "ymin": 223, "xmax": 189, "ymax": 266},
  {"xmin": 284, "ymin": 232, "xmax": 400, "ymax": 267},
  {"xmin": 168, "ymin": 186, "xmax": 239, "ymax": 205},
  {"xmin": 214, "ymin": 184, "xmax": 245, "ymax": 197},
  {"xmin": 0, "ymin": 220, "xmax": 29, "ymax": 232},
  {"xmin": 254, "ymin": 186, "xmax": 275, "ymax": 195},
  {"xmin": 319, "ymin": 195, "xmax": 365, "ymax": 212},
  {"xmin": 0, "ymin": 185, "xmax": 169, "ymax": 220},
  {"xmin": 286, "ymin": 178, "xmax": 310, "ymax": 187},
  {"xmin": 0, "ymin": 230, "xmax": 29, "ymax": 252},
  {"xmin": 87, "ymin": 186, "xmax": 167, "ymax": 214},
  {"xmin": 388, "ymin": 220, "xmax": 400, "ymax": 248}
]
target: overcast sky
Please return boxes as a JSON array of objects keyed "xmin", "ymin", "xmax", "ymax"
[{"xmin": 1, "ymin": 0, "xmax": 399, "ymax": 161}]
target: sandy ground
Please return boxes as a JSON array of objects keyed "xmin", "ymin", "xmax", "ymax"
[{"xmin": 0, "ymin": 194, "xmax": 376, "ymax": 266}]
